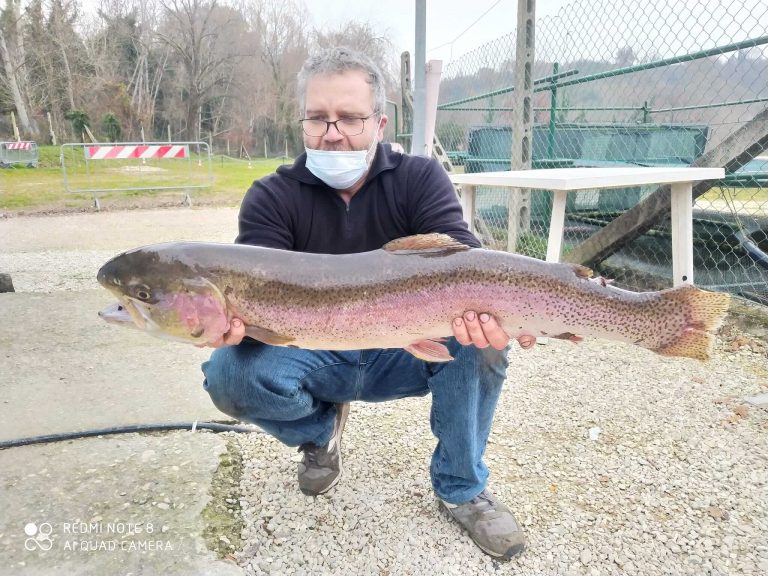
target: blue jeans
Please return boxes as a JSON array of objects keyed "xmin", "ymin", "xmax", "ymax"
[{"xmin": 201, "ymin": 338, "xmax": 509, "ymax": 504}]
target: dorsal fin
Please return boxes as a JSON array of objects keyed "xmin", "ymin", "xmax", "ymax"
[
  {"xmin": 382, "ymin": 233, "xmax": 471, "ymax": 255},
  {"xmin": 570, "ymin": 263, "xmax": 593, "ymax": 278}
]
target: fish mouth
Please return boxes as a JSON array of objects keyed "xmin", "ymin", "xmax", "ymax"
[
  {"xmin": 100, "ymin": 297, "xmax": 164, "ymax": 334},
  {"xmin": 98, "ymin": 302, "xmax": 138, "ymax": 328}
]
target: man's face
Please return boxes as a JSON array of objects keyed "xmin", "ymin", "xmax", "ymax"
[{"xmin": 303, "ymin": 70, "xmax": 388, "ymax": 152}]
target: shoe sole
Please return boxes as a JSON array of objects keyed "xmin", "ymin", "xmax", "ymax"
[{"xmin": 476, "ymin": 540, "xmax": 526, "ymax": 560}]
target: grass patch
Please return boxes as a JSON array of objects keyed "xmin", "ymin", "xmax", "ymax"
[
  {"xmin": 700, "ymin": 186, "xmax": 768, "ymax": 203},
  {"xmin": 517, "ymin": 233, "xmax": 550, "ymax": 260},
  {"xmin": 1, "ymin": 144, "xmax": 288, "ymax": 212},
  {"xmin": 201, "ymin": 436, "xmax": 245, "ymax": 559}
]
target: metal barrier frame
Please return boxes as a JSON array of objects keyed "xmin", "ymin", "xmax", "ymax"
[
  {"xmin": 60, "ymin": 141, "xmax": 213, "ymax": 209},
  {"xmin": 0, "ymin": 141, "xmax": 39, "ymax": 167}
]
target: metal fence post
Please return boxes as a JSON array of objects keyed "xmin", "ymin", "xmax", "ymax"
[{"xmin": 509, "ymin": 0, "xmax": 536, "ymax": 253}]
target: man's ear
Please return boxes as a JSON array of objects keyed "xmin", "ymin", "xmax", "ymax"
[{"xmin": 377, "ymin": 114, "xmax": 389, "ymax": 139}]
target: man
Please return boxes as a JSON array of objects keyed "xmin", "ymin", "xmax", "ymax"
[{"xmin": 201, "ymin": 46, "xmax": 534, "ymax": 560}]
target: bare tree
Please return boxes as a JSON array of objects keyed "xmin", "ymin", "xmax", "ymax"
[
  {"xmin": 23, "ymin": 0, "xmax": 65, "ymax": 137},
  {"xmin": 0, "ymin": 0, "xmax": 38, "ymax": 135},
  {"xmin": 80, "ymin": 0, "xmax": 169, "ymax": 139},
  {"xmin": 314, "ymin": 20, "xmax": 399, "ymax": 96},
  {"xmin": 240, "ymin": 0, "xmax": 308, "ymax": 154},
  {"xmin": 157, "ymin": 0, "xmax": 246, "ymax": 141},
  {"xmin": 1, "ymin": 0, "xmax": 399, "ymax": 149},
  {"xmin": 48, "ymin": 0, "xmax": 79, "ymax": 111}
]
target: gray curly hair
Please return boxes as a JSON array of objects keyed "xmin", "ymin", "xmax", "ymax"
[{"xmin": 297, "ymin": 46, "xmax": 386, "ymax": 116}]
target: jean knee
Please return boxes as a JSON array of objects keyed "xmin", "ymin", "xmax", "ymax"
[
  {"xmin": 201, "ymin": 347, "xmax": 243, "ymax": 416},
  {"xmin": 201, "ymin": 347, "xmax": 230, "ymax": 392},
  {"xmin": 201, "ymin": 344, "xmax": 318, "ymax": 423}
]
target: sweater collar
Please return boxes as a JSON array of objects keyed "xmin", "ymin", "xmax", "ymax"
[{"xmin": 276, "ymin": 142, "xmax": 403, "ymax": 186}]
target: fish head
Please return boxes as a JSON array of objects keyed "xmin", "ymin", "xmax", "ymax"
[{"xmin": 97, "ymin": 245, "xmax": 230, "ymax": 345}]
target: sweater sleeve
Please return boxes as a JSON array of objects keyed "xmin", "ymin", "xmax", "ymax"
[
  {"xmin": 235, "ymin": 177, "xmax": 294, "ymax": 249},
  {"xmin": 407, "ymin": 158, "xmax": 481, "ymax": 248}
]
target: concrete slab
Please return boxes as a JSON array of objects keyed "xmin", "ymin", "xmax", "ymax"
[
  {"xmin": 0, "ymin": 431, "xmax": 243, "ymax": 576},
  {"xmin": 0, "ymin": 290, "xmax": 225, "ymax": 442},
  {"xmin": 744, "ymin": 392, "xmax": 768, "ymax": 409},
  {"xmin": 0, "ymin": 211, "xmax": 254, "ymax": 574}
]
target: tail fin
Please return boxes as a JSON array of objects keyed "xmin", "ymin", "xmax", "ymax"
[{"xmin": 655, "ymin": 286, "xmax": 730, "ymax": 360}]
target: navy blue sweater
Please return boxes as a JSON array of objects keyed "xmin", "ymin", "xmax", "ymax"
[{"xmin": 236, "ymin": 143, "xmax": 480, "ymax": 253}]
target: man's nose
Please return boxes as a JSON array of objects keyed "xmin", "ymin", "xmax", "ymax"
[{"xmin": 323, "ymin": 122, "xmax": 344, "ymax": 142}]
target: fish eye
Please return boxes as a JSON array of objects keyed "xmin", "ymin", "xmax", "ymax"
[{"xmin": 134, "ymin": 285, "xmax": 152, "ymax": 301}]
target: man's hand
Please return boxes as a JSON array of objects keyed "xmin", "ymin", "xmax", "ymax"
[
  {"xmin": 452, "ymin": 311, "xmax": 536, "ymax": 350},
  {"xmin": 196, "ymin": 318, "xmax": 246, "ymax": 348}
]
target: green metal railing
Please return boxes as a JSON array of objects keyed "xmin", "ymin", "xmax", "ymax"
[{"xmin": 434, "ymin": 0, "xmax": 768, "ymax": 304}]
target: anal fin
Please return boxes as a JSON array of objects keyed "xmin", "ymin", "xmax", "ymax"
[{"xmin": 552, "ymin": 332, "xmax": 584, "ymax": 343}]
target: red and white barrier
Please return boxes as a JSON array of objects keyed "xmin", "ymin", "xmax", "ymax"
[
  {"xmin": 5, "ymin": 142, "xmax": 33, "ymax": 151},
  {"xmin": 85, "ymin": 144, "xmax": 188, "ymax": 160}
]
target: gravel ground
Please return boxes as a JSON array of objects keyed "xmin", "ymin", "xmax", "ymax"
[
  {"xmin": 2, "ymin": 207, "xmax": 767, "ymax": 575},
  {"xmin": 0, "ymin": 207, "xmax": 239, "ymax": 292},
  {"xmin": 232, "ymin": 339, "xmax": 767, "ymax": 576}
]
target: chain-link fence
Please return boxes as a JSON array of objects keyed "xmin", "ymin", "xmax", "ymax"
[{"xmin": 435, "ymin": 0, "xmax": 768, "ymax": 304}]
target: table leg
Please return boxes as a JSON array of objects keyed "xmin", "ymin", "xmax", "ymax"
[
  {"xmin": 459, "ymin": 184, "xmax": 476, "ymax": 235},
  {"xmin": 546, "ymin": 189, "xmax": 568, "ymax": 262},
  {"xmin": 670, "ymin": 182, "xmax": 694, "ymax": 286}
]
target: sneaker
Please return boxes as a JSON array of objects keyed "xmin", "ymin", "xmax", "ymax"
[
  {"xmin": 441, "ymin": 489, "xmax": 526, "ymax": 559},
  {"xmin": 297, "ymin": 402, "xmax": 350, "ymax": 496}
]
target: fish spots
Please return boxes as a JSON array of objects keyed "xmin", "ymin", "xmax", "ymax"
[{"xmin": 185, "ymin": 247, "xmax": 727, "ymax": 359}]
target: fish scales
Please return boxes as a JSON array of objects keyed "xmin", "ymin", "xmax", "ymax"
[
  {"xmin": 221, "ymin": 255, "xmax": 676, "ymax": 350},
  {"xmin": 97, "ymin": 234, "xmax": 730, "ymax": 361}
]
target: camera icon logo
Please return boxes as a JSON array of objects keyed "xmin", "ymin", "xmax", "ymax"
[{"xmin": 24, "ymin": 522, "xmax": 54, "ymax": 551}]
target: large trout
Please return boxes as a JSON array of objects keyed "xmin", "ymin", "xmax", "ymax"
[{"xmin": 97, "ymin": 234, "xmax": 730, "ymax": 361}]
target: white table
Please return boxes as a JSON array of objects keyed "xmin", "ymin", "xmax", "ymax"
[{"xmin": 449, "ymin": 167, "xmax": 725, "ymax": 286}]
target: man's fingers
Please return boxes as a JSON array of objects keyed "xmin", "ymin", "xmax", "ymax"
[
  {"xmin": 453, "ymin": 312, "xmax": 512, "ymax": 349},
  {"xmin": 479, "ymin": 313, "xmax": 511, "ymax": 350},
  {"xmin": 452, "ymin": 317, "xmax": 472, "ymax": 346},
  {"xmin": 462, "ymin": 311, "xmax": 490, "ymax": 348}
]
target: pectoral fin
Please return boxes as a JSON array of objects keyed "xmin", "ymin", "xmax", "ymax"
[
  {"xmin": 244, "ymin": 325, "xmax": 295, "ymax": 346},
  {"xmin": 404, "ymin": 339, "xmax": 454, "ymax": 362}
]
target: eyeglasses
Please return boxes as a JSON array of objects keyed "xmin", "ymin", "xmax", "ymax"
[{"xmin": 299, "ymin": 113, "xmax": 378, "ymax": 137}]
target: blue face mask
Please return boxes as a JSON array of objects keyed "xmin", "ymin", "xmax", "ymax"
[{"xmin": 305, "ymin": 119, "xmax": 381, "ymax": 189}]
